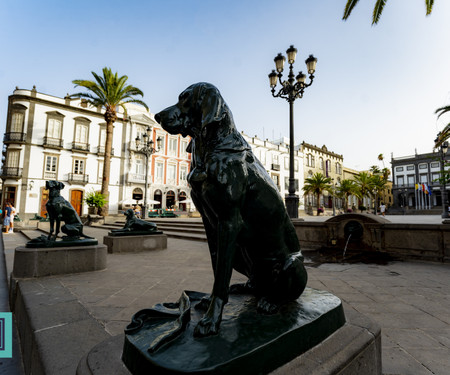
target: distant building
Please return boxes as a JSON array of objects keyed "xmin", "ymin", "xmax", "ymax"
[
  {"xmin": 1, "ymin": 87, "xmax": 192, "ymax": 220},
  {"xmin": 300, "ymin": 142, "xmax": 343, "ymax": 209},
  {"xmin": 391, "ymin": 150, "xmax": 445, "ymax": 210},
  {"xmin": 241, "ymin": 134, "xmax": 305, "ymax": 208}
]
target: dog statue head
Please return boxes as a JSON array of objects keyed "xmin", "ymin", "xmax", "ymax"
[
  {"xmin": 155, "ymin": 82, "xmax": 230, "ymax": 138},
  {"xmin": 46, "ymin": 180, "xmax": 65, "ymax": 192},
  {"xmin": 124, "ymin": 208, "xmax": 135, "ymax": 220}
]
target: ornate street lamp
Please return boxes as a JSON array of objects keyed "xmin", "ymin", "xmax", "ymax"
[
  {"xmin": 269, "ymin": 45, "xmax": 317, "ymax": 218},
  {"xmin": 135, "ymin": 127, "xmax": 162, "ymax": 219},
  {"xmin": 439, "ymin": 140, "xmax": 449, "ymax": 218}
]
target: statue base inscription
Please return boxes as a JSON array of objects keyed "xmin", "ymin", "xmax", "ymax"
[{"xmin": 122, "ymin": 288, "xmax": 345, "ymax": 375}]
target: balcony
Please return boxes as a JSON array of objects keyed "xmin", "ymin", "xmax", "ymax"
[
  {"xmin": 68, "ymin": 173, "xmax": 89, "ymax": 185},
  {"xmin": 4, "ymin": 132, "xmax": 26, "ymax": 144},
  {"xmin": 271, "ymin": 163, "xmax": 280, "ymax": 171},
  {"xmin": 96, "ymin": 146, "xmax": 114, "ymax": 156},
  {"xmin": 43, "ymin": 137, "xmax": 64, "ymax": 149},
  {"xmin": 1, "ymin": 167, "xmax": 23, "ymax": 179},
  {"xmin": 127, "ymin": 172, "xmax": 146, "ymax": 184},
  {"xmin": 71, "ymin": 142, "xmax": 90, "ymax": 153}
]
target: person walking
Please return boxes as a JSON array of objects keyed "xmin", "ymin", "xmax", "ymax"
[
  {"xmin": 3, "ymin": 203, "xmax": 12, "ymax": 234},
  {"xmin": 9, "ymin": 203, "xmax": 16, "ymax": 233},
  {"xmin": 380, "ymin": 202, "xmax": 386, "ymax": 217}
]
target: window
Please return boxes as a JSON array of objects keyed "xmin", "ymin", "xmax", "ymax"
[
  {"xmin": 272, "ymin": 154, "xmax": 279, "ymax": 164},
  {"xmin": 396, "ymin": 167, "xmax": 404, "ymax": 172},
  {"xmin": 168, "ymin": 137, "xmax": 178, "ymax": 156},
  {"xmin": 260, "ymin": 150, "xmax": 266, "ymax": 164},
  {"xmin": 294, "ymin": 159, "xmax": 299, "ymax": 171},
  {"xmin": 180, "ymin": 140, "xmax": 188, "ymax": 158},
  {"xmin": 47, "ymin": 118, "xmax": 62, "ymax": 138},
  {"xmin": 306, "ymin": 154, "xmax": 315, "ymax": 167},
  {"xmin": 11, "ymin": 112, "xmax": 24, "ymax": 133},
  {"xmin": 419, "ymin": 174, "xmax": 427, "ymax": 183},
  {"xmin": 180, "ymin": 165, "xmax": 188, "ymax": 184},
  {"xmin": 157, "ymin": 134, "xmax": 165, "ymax": 153},
  {"xmin": 419, "ymin": 164, "xmax": 428, "ymax": 170},
  {"xmin": 430, "ymin": 162, "xmax": 440, "ymax": 168},
  {"xmin": 155, "ymin": 161, "xmax": 164, "ymax": 183},
  {"xmin": 319, "ymin": 157, "xmax": 324, "ymax": 170},
  {"xmin": 284, "ymin": 177, "xmax": 299, "ymax": 191},
  {"xmin": 336, "ymin": 162, "xmax": 342, "ymax": 175},
  {"xmin": 73, "ymin": 159, "xmax": 85, "ymax": 174},
  {"xmin": 98, "ymin": 161, "xmax": 104, "ymax": 184},
  {"xmin": 6, "ymin": 150, "xmax": 19, "ymax": 167},
  {"xmin": 136, "ymin": 126, "xmax": 146, "ymax": 140},
  {"xmin": 134, "ymin": 154, "xmax": 145, "ymax": 175},
  {"xmin": 325, "ymin": 160, "xmax": 331, "ymax": 177},
  {"xmin": 167, "ymin": 164, "xmax": 176, "ymax": 184},
  {"xmin": 406, "ymin": 165, "xmax": 415, "ymax": 170},
  {"xmin": 431, "ymin": 172, "xmax": 440, "ymax": 183},
  {"xmin": 284, "ymin": 157, "xmax": 289, "ymax": 169},
  {"xmin": 396, "ymin": 176, "xmax": 404, "ymax": 186},
  {"xmin": 99, "ymin": 127, "xmax": 107, "ymax": 145},
  {"xmin": 407, "ymin": 175, "xmax": 414, "ymax": 186},
  {"xmin": 44, "ymin": 155, "xmax": 58, "ymax": 179},
  {"xmin": 271, "ymin": 174, "xmax": 280, "ymax": 189},
  {"xmin": 75, "ymin": 123, "xmax": 88, "ymax": 144}
]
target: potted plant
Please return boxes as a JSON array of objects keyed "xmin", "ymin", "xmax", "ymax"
[{"xmin": 84, "ymin": 190, "xmax": 108, "ymax": 215}]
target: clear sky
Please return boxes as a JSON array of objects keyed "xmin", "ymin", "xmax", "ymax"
[{"xmin": 1, "ymin": 0, "xmax": 450, "ymax": 171}]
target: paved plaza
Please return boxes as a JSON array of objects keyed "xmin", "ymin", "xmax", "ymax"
[{"xmin": 1, "ymin": 215, "xmax": 450, "ymax": 374}]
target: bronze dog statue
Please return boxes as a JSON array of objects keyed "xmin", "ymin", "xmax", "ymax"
[
  {"xmin": 110, "ymin": 209, "xmax": 159, "ymax": 235},
  {"xmin": 45, "ymin": 180, "xmax": 91, "ymax": 240},
  {"xmin": 155, "ymin": 83, "xmax": 308, "ymax": 337}
]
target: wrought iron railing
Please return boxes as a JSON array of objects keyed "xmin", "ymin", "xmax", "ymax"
[
  {"xmin": 3, "ymin": 132, "xmax": 26, "ymax": 143},
  {"xmin": 71, "ymin": 142, "xmax": 90, "ymax": 152},
  {"xmin": 1, "ymin": 167, "xmax": 23, "ymax": 178},
  {"xmin": 43, "ymin": 137, "xmax": 64, "ymax": 148},
  {"xmin": 68, "ymin": 173, "xmax": 89, "ymax": 184}
]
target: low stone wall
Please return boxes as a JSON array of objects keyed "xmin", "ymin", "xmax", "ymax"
[
  {"xmin": 293, "ymin": 214, "xmax": 450, "ymax": 263},
  {"xmin": 103, "ymin": 234, "xmax": 167, "ymax": 253}
]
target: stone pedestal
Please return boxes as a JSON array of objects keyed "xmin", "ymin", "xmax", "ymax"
[
  {"xmin": 103, "ymin": 234, "xmax": 167, "ymax": 254},
  {"xmin": 13, "ymin": 244, "xmax": 107, "ymax": 278},
  {"xmin": 77, "ymin": 289, "xmax": 382, "ymax": 375}
]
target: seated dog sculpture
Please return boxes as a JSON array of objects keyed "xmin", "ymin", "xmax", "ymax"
[
  {"xmin": 45, "ymin": 180, "xmax": 92, "ymax": 240},
  {"xmin": 155, "ymin": 83, "xmax": 308, "ymax": 337},
  {"xmin": 110, "ymin": 209, "xmax": 159, "ymax": 235}
]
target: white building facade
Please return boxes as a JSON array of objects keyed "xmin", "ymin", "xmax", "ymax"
[
  {"xmin": 241, "ymin": 134, "xmax": 305, "ymax": 209},
  {"xmin": 1, "ymin": 87, "xmax": 192, "ymax": 220}
]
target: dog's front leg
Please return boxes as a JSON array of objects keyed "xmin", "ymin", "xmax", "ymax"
[
  {"xmin": 194, "ymin": 214, "xmax": 242, "ymax": 337},
  {"xmin": 48, "ymin": 217, "xmax": 55, "ymax": 240}
]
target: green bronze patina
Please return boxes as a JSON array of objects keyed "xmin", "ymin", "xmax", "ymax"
[
  {"xmin": 26, "ymin": 181, "xmax": 97, "ymax": 248},
  {"xmin": 108, "ymin": 209, "xmax": 162, "ymax": 237},
  {"xmin": 122, "ymin": 289, "xmax": 345, "ymax": 375}
]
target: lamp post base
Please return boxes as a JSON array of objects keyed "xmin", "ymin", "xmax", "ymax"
[
  {"xmin": 442, "ymin": 205, "xmax": 449, "ymax": 219},
  {"xmin": 285, "ymin": 194, "xmax": 299, "ymax": 219}
]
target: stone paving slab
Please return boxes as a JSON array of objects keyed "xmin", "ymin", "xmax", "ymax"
[{"xmin": 3, "ymin": 223, "xmax": 450, "ymax": 374}]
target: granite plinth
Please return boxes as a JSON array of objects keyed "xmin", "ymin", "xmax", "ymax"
[
  {"xmin": 13, "ymin": 244, "xmax": 107, "ymax": 278},
  {"xmin": 103, "ymin": 234, "xmax": 167, "ymax": 253},
  {"xmin": 77, "ymin": 288, "xmax": 381, "ymax": 375}
]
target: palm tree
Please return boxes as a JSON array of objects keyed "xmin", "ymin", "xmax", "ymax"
[
  {"xmin": 343, "ymin": 0, "xmax": 434, "ymax": 25},
  {"xmin": 354, "ymin": 171, "xmax": 375, "ymax": 211},
  {"xmin": 435, "ymin": 106, "xmax": 450, "ymax": 148},
  {"xmin": 337, "ymin": 179, "xmax": 358, "ymax": 211},
  {"xmin": 71, "ymin": 68, "xmax": 149, "ymax": 215},
  {"xmin": 303, "ymin": 173, "xmax": 332, "ymax": 214},
  {"xmin": 371, "ymin": 174, "xmax": 388, "ymax": 213}
]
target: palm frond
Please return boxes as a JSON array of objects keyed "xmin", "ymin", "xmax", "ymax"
[
  {"xmin": 342, "ymin": 0, "xmax": 360, "ymax": 20},
  {"xmin": 425, "ymin": 0, "xmax": 434, "ymax": 15},
  {"xmin": 435, "ymin": 105, "xmax": 450, "ymax": 119},
  {"xmin": 372, "ymin": 0, "xmax": 387, "ymax": 24}
]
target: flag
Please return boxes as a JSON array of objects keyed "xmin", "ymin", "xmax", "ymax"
[
  {"xmin": 422, "ymin": 184, "xmax": 427, "ymax": 194},
  {"xmin": 428, "ymin": 184, "xmax": 432, "ymax": 195}
]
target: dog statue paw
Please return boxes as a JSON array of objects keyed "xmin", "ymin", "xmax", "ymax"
[{"xmin": 193, "ymin": 296, "xmax": 225, "ymax": 337}]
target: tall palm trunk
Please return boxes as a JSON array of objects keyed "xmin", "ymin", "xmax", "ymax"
[{"xmin": 100, "ymin": 107, "xmax": 116, "ymax": 216}]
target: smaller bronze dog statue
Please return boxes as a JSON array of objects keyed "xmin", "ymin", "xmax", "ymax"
[
  {"xmin": 45, "ymin": 180, "xmax": 92, "ymax": 240},
  {"xmin": 110, "ymin": 209, "xmax": 159, "ymax": 235}
]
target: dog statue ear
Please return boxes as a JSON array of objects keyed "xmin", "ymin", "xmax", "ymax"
[
  {"xmin": 199, "ymin": 85, "xmax": 228, "ymax": 129},
  {"xmin": 58, "ymin": 182, "xmax": 65, "ymax": 190}
]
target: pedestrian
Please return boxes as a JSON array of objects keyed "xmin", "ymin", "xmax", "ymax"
[
  {"xmin": 3, "ymin": 203, "xmax": 12, "ymax": 234},
  {"xmin": 134, "ymin": 204, "xmax": 141, "ymax": 219},
  {"xmin": 9, "ymin": 203, "xmax": 16, "ymax": 233},
  {"xmin": 380, "ymin": 202, "xmax": 386, "ymax": 217}
]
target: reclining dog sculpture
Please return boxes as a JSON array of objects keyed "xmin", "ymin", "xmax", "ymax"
[
  {"xmin": 155, "ymin": 83, "xmax": 308, "ymax": 337},
  {"xmin": 110, "ymin": 208, "xmax": 159, "ymax": 236}
]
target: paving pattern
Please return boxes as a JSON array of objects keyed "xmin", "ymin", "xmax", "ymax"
[{"xmin": 1, "ymin": 220, "xmax": 450, "ymax": 374}]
